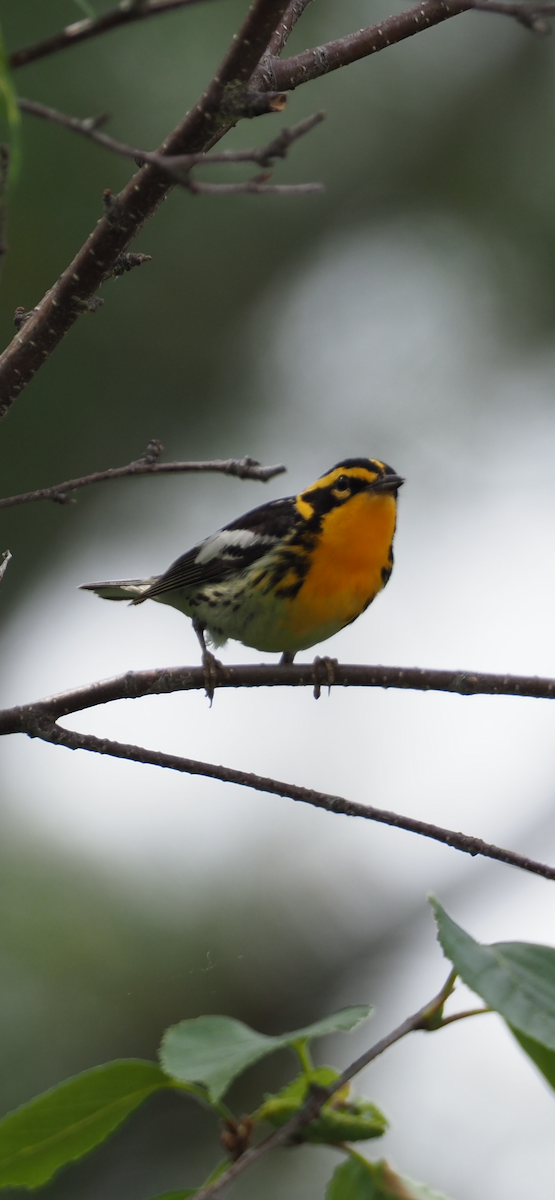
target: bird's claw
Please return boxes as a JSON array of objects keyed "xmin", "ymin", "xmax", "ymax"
[
  {"xmin": 202, "ymin": 649, "xmax": 226, "ymax": 704},
  {"xmin": 312, "ymin": 655, "xmax": 338, "ymax": 699}
]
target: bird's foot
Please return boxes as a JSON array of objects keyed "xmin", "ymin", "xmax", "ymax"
[
  {"xmin": 202, "ymin": 648, "xmax": 226, "ymax": 705},
  {"xmin": 279, "ymin": 650, "xmax": 296, "ymax": 666},
  {"xmin": 311, "ymin": 655, "xmax": 338, "ymax": 699},
  {"xmin": 192, "ymin": 619, "xmax": 226, "ymax": 703}
]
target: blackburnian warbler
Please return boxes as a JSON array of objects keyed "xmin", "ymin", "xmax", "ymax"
[{"xmin": 81, "ymin": 458, "xmax": 403, "ymax": 663}]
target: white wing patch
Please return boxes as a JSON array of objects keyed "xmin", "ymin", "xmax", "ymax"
[{"xmin": 194, "ymin": 528, "xmax": 275, "ymax": 565}]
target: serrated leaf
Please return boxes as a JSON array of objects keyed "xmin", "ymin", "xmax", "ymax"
[
  {"xmin": 0, "ymin": 1060, "xmax": 171, "ymax": 1188},
  {"xmin": 326, "ymin": 1158, "xmax": 455, "ymax": 1199},
  {"xmin": 160, "ymin": 1006, "xmax": 371, "ymax": 1103},
  {"xmin": 431, "ymin": 898, "xmax": 555, "ymax": 1049},
  {"xmin": 257, "ymin": 1066, "xmax": 387, "ymax": 1143}
]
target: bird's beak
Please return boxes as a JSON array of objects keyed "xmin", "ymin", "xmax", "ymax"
[{"xmin": 366, "ymin": 474, "xmax": 405, "ymax": 495}]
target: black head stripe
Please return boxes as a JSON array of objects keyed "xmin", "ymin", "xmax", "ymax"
[{"xmin": 325, "ymin": 458, "xmax": 396, "ymax": 477}]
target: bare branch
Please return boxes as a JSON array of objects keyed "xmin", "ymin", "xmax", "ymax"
[
  {"xmin": 3, "ymin": 0, "xmax": 551, "ymax": 410},
  {"xmin": 18, "ymin": 99, "xmax": 325, "ymax": 192},
  {"xmin": 1, "ymin": 661, "xmax": 553, "ymax": 730},
  {"xmin": 1, "ymin": 657, "xmax": 553, "ymax": 879},
  {"xmin": 21, "ymin": 720, "xmax": 555, "ymax": 884},
  {"xmin": 260, "ymin": 0, "xmax": 555, "ymax": 92},
  {"xmin": 259, "ymin": 0, "xmax": 471, "ymax": 91},
  {"xmin": 9, "ymin": 0, "xmax": 216, "ymax": 70},
  {"xmin": 266, "ymin": 0, "xmax": 315, "ymax": 57},
  {"xmin": 188, "ymin": 176, "xmax": 322, "ymax": 195},
  {"xmin": 0, "ymin": 446, "xmax": 286, "ymax": 509},
  {"xmin": 0, "ymin": 0, "xmax": 293, "ymax": 415}
]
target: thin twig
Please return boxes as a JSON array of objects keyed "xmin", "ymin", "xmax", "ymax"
[
  {"xmin": 192, "ymin": 971, "xmax": 458, "ymax": 1199},
  {"xmin": 0, "ymin": 0, "xmax": 293, "ymax": 414},
  {"xmin": 438, "ymin": 1006, "xmax": 491, "ymax": 1026},
  {"xmin": 9, "ymin": 0, "xmax": 215, "ymax": 70},
  {"xmin": 18, "ymin": 99, "xmax": 324, "ymax": 194},
  {"xmin": 7, "ymin": 715, "xmax": 555, "ymax": 883},
  {"xmin": 0, "ymin": 446, "xmax": 286, "ymax": 509},
  {"xmin": 3, "ymin": 0, "xmax": 553, "ymax": 409},
  {"xmin": 266, "ymin": 0, "xmax": 315, "ymax": 57},
  {"xmin": 188, "ymin": 177, "xmax": 321, "ymax": 195}
]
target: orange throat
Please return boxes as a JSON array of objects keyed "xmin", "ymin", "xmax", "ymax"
[{"xmin": 287, "ymin": 489, "xmax": 397, "ymax": 640}]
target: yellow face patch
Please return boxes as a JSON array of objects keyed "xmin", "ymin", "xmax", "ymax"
[{"xmin": 295, "ymin": 462, "xmax": 387, "ymax": 521}]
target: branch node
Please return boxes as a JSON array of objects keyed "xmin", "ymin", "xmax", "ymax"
[
  {"xmin": 102, "ymin": 188, "xmax": 125, "ymax": 227},
  {"xmin": 51, "ymin": 490, "xmax": 76, "ymax": 506},
  {"xmin": 224, "ymin": 89, "xmax": 288, "ymax": 118},
  {"xmin": 110, "ymin": 251, "xmax": 152, "ymax": 278},
  {"xmin": 81, "ymin": 112, "xmax": 110, "ymax": 131},
  {"xmin": 13, "ymin": 306, "xmax": 36, "ymax": 331}
]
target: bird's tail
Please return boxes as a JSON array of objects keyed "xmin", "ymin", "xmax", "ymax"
[{"xmin": 79, "ymin": 577, "xmax": 159, "ymax": 605}]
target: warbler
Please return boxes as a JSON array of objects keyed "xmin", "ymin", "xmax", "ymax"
[{"xmin": 80, "ymin": 458, "xmax": 403, "ymax": 662}]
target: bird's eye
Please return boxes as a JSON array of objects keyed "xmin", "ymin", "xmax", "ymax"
[{"xmin": 335, "ymin": 475, "xmax": 350, "ymax": 490}]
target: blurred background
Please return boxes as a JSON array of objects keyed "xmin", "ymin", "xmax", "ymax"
[{"xmin": 0, "ymin": 1, "xmax": 555, "ymax": 1196}]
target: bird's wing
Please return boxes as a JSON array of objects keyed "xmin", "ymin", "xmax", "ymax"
[{"xmin": 138, "ymin": 496, "xmax": 297, "ymax": 601}]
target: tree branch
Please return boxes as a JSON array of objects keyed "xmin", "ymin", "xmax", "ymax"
[
  {"xmin": 0, "ymin": 0, "xmax": 292, "ymax": 416},
  {"xmin": 0, "ymin": 444, "xmax": 286, "ymax": 509},
  {"xmin": 259, "ymin": 0, "xmax": 473, "ymax": 92},
  {"xmin": 1, "ymin": 661, "xmax": 552, "ymax": 732},
  {"xmin": 265, "ymin": 0, "xmax": 315, "ymax": 57},
  {"xmin": 3, "ymin": 660, "xmax": 555, "ymax": 882},
  {"xmin": 260, "ymin": 0, "xmax": 555, "ymax": 94},
  {"xmin": 191, "ymin": 970, "xmax": 460, "ymax": 1200},
  {"xmin": 18, "ymin": 99, "xmax": 324, "ymax": 194},
  {"xmin": 8, "ymin": 0, "xmax": 216, "ymax": 70},
  {"xmin": 3, "ymin": 0, "xmax": 552, "ymax": 410},
  {"xmin": 21, "ymin": 720, "xmax": 555, "ymax": 883}
]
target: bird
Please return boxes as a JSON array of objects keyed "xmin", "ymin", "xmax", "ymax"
[{"xmin": 80, "ymin": 458, "xmax": 403, "ymax": 678}]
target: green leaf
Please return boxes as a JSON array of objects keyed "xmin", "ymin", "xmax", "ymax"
[
  {"xmin": 0, "ymin": 1060, "xmax": 171, "ymax": 1188},
  {"xmin": 159, "ymin": 1006, "xmax": 371, "ymax": 1103},
  {"xmin": 431, "ymin": 898, "xmax": 555, "ymax": 1048},
  {"xmin": 326, "ymin": 1158, "xmax": 455, "ymax": 1199},
  {"xmin": 257, "ymin": 1066, "xmax": 387, "ymax": 1144},
  {"xmin": 0, "ymin": 20, "xmax": 20, "ymax": 180},
  {"xmin": 509, "ymin": 1026, "xmax": 555, "ymax": 1092}
]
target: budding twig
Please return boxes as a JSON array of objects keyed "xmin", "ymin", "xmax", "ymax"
[
  {"xmin": 0, "ymin": 446, "xmax": 286, "ymax": 510},
  {"xmin": 18, "ymin": 99, "xmax": 325, "ymax": 196}
]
